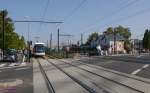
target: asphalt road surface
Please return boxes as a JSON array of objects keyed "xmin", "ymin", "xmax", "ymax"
[
  {"xmin": 74, "ymin": 54, "xmax": 150, "ymax": 79},
  {"xmin": 0, "ymin": 54, "xmax": 150, "ymax": 93},
  {"xmin": 0, "ymin": 62, "xmax": 33, "ymax": 93}
]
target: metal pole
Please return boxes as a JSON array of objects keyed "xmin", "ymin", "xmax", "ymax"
[
  {"xmin": 47, "ymin": 40, "xmax": 48, "ymax": 47},
  {"xmin": 27, "ymin": 18, "xmax": 30, "ymax": 62},
  {"xmin": 2, "ymin": 11, "xmax": 5, "ymax": 61},
  {"xmin": 70, "ymin": 40, "xmax": 71, "ymax": 45},
  {"xmin": 50, "ymin": 33, "xmax": 52, "ymax": 49},
  {"xmin": 81, "ymin": 33, "xmax": 83, "ymax": 45},
  {"xmin": 114, "ymin": 29, "xmax": 116, "ymax": 54},
  {"xmin": 139, "ymin": 40, "xmax": 140, "ymax": 55},
  {"xmin": 58, "ymin": 29, "xmax": 60, "ymax": 52},
  {"xmin": 28, "ymin": 22, "xmax": 30, "ymax": 42}
]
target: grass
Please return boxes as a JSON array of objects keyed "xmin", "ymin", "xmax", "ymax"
[{"xmin": 47, "ymin": 51, "xmax": 74, "ymax": 59}]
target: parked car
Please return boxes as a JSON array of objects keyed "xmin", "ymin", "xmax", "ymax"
[{"xmin": 3, "ymin": 49, "xmax": 18, "ymax": 62}]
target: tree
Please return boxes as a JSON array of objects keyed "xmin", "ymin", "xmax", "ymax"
[
  {"xmin": 148, "ymin": 31, "xmax": 150, "ymax": 50},
  {"xmin": 143, "ymin": 29, "xmax": 149, "ymax": 50},
  {"xmin": 103, "ymin": 27, "xmax": 113, "ymax": 35},
  {"xmin": 142, "ymin": 29, "xmax": 150, "ymax": 51},
  {"xmin": 19, "ymin": 36, "xmax": 26, "ymax": 49},
  {"xmin": 0, "ymin": 10, "xmax": 26, "ymax": 50},
  {"xmin": 124, "ymin": 40, "xmax": 133, "ymax": 53},
  {"xmin": 86, "ymin": 32, "xmax": 99, "ymax": 45},
  {"xmin": 115, "ymin": 26, "xmax": 131, "ymax": 39},
  {"xmin": 104, "ymin": 26, "xmax": 131, "ymax": 39}
]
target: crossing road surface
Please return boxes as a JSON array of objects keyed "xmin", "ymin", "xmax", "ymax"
[
  {"xmin": 0, "ymin": 62, "xmax": 32, "ymax": 93},
  {"xmin": 0, "ymin": 62, "xmax": 27, "ymax": 68},
  {"xmin": 75, "ymin": 54, "xmax": 150, "ymax": 79},
  {"xmin": 1, "ymin": 55, "xmax": 150, "ymax": 93}
]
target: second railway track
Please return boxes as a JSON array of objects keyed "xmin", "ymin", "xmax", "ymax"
[
  {"xmin": 36, "ymin": 58, "xmax": 56, "ymax": 93},
  {"xmin": 45, "ymin": 56, "xmax": 150, "ymax": 93},
  {"xmin": 34, "ymin": 57, "xmax": 97, "ymax": 93}
]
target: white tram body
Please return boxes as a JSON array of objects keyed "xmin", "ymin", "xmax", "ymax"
[{"xmin": 33, "ymin": 42, "xmax": 45, "ymax": 56}]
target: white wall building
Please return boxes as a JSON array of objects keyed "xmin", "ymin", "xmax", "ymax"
[{"xmin": 94, "ymin": 34, "xmax": 125, "ymax": 54}]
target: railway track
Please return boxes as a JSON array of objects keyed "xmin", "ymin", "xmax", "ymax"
[
  {"xmin": 36, "ymin": 58, "xmax": 56, "ymax": 93},
  {"xmin": 43, "ymin": 57, "xmax": 114, "ymax": 93},
  {"xmin": 46, "ymin": 56, "xmax": 150, "ymax": 93},
  {"xmin": 66, "ymin": 58, "xmax": 150, "ymax": 84},
  {"xmin": 34, "ymin": 57, "xmax": 96, "ymax": 93}
]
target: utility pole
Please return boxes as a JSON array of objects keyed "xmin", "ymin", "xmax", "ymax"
[
  {"xmin": 50, "ymin": 33, "xmax": 52, "ymax": 49},
  {"xmin": 68, "ymin": 40, "xmax": 71, "ymax": 46},
  {"xmin": 81, "ymin": 33, "xmax": 83, "ymax": 45},
  {"xmin": 114, "ymin": 29, "xmax": 116, "ymax": 54},
  {"xmin": 47, "ymin": 40, "xmax": 48, "ymax": 47},
  {"xmin": 139, "ymin": 39, "xmax": 141, "ymax": 55},
  {"xmin": 59, "ymin": 34, "xmax": 73, "ymax": 47},
  {"xmin": 2, "ymin": 10, "xmax": 5, "ymax": 61},
  {"xmin": 57, "ymin": 28, "xmax": 60, "ymax": 52}
]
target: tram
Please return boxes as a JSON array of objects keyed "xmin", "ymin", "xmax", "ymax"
[{"xmin": 33, "ymin": 42, "xmax": 45, "ymax": 56}]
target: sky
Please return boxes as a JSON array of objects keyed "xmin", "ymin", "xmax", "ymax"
[{"xmin": 1, "ymin": 0, "xmax": 150, "ymax": 46}]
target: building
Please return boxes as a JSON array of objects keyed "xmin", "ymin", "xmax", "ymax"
[
  {"xmin": 130, "ymin": 39, "xmax": 143, "ymax": 53},
  {"xmin": 91, "ymin": 34, "xmax": 125, "ymax": 54}
]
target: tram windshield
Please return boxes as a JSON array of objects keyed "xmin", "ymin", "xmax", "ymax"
[{"xmin": 34, "ymin": 44, "xmax": 45, "ymax": 53}]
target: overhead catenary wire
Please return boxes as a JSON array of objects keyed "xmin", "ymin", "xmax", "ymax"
[
  {"xmin": 83, "ymin": 7, "xmax": 150, "ymax": 37},
  {"xmin": 13, "ymin": 20, "xmax": 63, "ymax": 23},
  {"xmin": 42, "ymin": 0, "xmax": 51, "ymax": 19},
  {"xmin": 38, "ymin": 0, "xmax": 50, "ymax": 32},
  {"xmin": 56, "ymin": 0, "xmax": 87, "ymax": 27},
  {"xmin": 38, "ymin": 0, "xmax": 55, "ymax": 33},
  {"xmin": 54, "ymin": 0, "xmax": 87, "ymax": 46},
  {"xmin": 78, "ymin": 0, "xmax": 141, "ymax": 34},
  {"xmin": 97, "ymin": 7, "xmax": 150, "ymax": 30}
]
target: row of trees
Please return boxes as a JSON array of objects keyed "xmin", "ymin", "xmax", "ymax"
[
  {"xmin": 143, "ymin": 29, "xmax": 150, "ymax": 51},
  {"xmin": 0, "ymin": 10, "xmax": 26, "ymax": 50}
]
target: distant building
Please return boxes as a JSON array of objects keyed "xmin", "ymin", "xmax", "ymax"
[
  {"xmin": 91, "ymin": 34, "xmax": 126, "ymax": 54},
  {"xmin": 130, "ymin": 39, "xmax": 143, "ymax": 53}
]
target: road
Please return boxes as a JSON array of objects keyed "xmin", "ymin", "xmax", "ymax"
[
  {"xmin": 0, "ymin": 54, "xmax": 150, "ymax": 93},
  {"xmin": 32, "ymin": 56, "xmax": 150, "ymax": 93},
  {"xmin": 0, "ymin": 62, "xmax": 32, "ymax": 93},
  {"xmin": 0, "ymin": 53, "xmax": 33, "ymax": 93},
  {"xmin": 74, "ymin": 54, "xmax": 150, "ymax": 79}
]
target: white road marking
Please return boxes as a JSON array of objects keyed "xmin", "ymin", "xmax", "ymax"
[
  {"xmin": 15, "ymin": 67, "xmax": 29, "ymax": 71},
  {"xmin": 136, "ymin": 55, "xmax": 145, "ymax": 58},
  {"xmin": 22, "ymin": 55, "xmax": 25, "ymax": 62},
  {"xmin": 142, "ymin": 64, "xmax": 149, "ymax": 69},
  {"xmin": 131, "ymin": 64, "xmax": 149, "ymax": 75},
  {"xmin": 20, "ymin": 62, "xmax": 26, "ymax": 66},
  {"xmin": 0, "ymin": 65, "xmax": 27, "ymax": 70},
  {"xmin": 0, "ymin": 79, "xmax": 23, "ymax": 90},
  {"xmin": 0, "ymin": 64, "xmax": 7, "ymax": 67},
  {"xmin": 131, "ymin": 69, "xmax": 142, "ymax": 75},
  {"xmin": 136, "ymin": 55, "xmax": 141, "ymax": 57},
  {"xmin": 9, "ymin": 63, "xmax": 17, "ymax": 67}
]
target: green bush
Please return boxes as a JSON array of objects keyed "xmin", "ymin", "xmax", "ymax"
[{"xmin": 47, "ymin": 51, "xmax": 74, "ymax": 59}]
